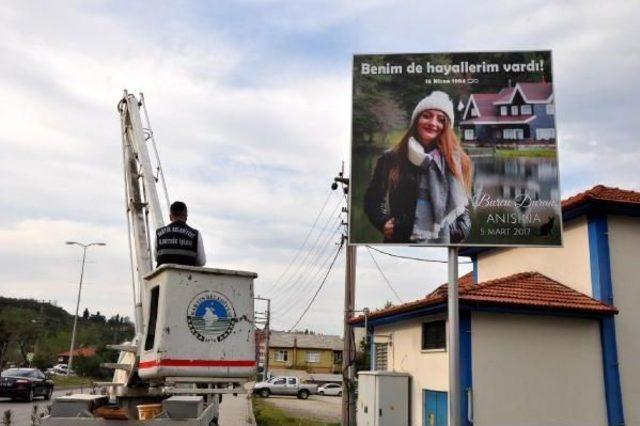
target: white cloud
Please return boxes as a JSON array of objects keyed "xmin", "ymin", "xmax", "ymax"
[{"xmin": 0, "ymin": 0, "xmax": 638, "ymax": 337}]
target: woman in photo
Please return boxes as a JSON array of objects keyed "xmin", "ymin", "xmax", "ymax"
[{"xmin": 364, "ymin": 91, "xmax": 473, "ymax": 244}]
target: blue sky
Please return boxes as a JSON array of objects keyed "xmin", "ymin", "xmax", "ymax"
[{"xmin": 0, "ymin": 0, "xmax": 638, "ymax": 335}]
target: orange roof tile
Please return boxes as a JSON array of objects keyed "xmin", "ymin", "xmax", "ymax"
[
  {"xmin": 58, "ymin": 347, "xmax": 96, "ymax": 357},
  {"xmin": 351, "ymin": 272, "xmax": 616, "ymax": 324},
  {"xmin": 562, "ymin": 185, "xmax": 640, "ymax": 212}
]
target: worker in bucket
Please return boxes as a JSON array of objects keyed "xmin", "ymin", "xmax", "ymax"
[{"xmin": 155, "ymin": 201, "xmax": 206, "ymax": 267}]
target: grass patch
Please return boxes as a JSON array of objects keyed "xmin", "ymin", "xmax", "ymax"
[
  {"xmin": 51, "ymin": 375, "xmax": 95, "ymax": 390},
  {"xmin": 496, "ymin": 148, "xmax": 556, "ymax": 158},
  {"xmin": 252, "ymin": 397, "xmax": 339, "ymax": 426}
]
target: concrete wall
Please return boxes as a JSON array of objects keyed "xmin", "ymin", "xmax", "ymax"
[
  {"xmin": 607, "ymin": 215, "xmax": 640, "ymax": 425},
  {"xmin": 477, "ymin": 217, "xmax": 592, "ymax": 296},
  {"xmin": 375, "ymin": 316, "xmax": 448, "ymax": 426},
  {"xmin": 472, "ymin": 312, "xmax": 607, "ymax": 426}
]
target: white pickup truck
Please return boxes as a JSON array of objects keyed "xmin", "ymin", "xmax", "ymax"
[{"xmin": 253, "ymin": 376, "xmax": 318, "ymax": 399}]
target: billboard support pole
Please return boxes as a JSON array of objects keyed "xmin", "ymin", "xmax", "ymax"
[
  {"xmin": 448, "ymin": 246, "xmax": 460, "ymax": 426},
  {"xmin": 342, "ymin": 243, "xmax": 357, "ymax": 425}
]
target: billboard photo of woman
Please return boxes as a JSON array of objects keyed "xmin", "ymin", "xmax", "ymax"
[
  {"xmin": 364, "ymin": 91, "xmax": 473, "ymax": 244},
  {"xmin": 350, "ymin": 51, "xmax": 562, "ymax": 247}
]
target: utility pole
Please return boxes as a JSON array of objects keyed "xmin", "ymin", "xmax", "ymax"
[
  {"xmin": 255, "ymin": 297, "xmax": 271, "ymax": 380},
  {"xmin": 333, "ymin": 166, "xmax": 357, "ymax": 425},
  {"xmin": 264, "ymin": 298, "xmax": 271, "ymax": 379},
  {"xmin": 342, "ymin": 244, "xmax": 357, "ymax": 426}
]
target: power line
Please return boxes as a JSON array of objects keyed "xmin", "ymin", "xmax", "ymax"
[
  {"xmin": 366, "ymin": 247, "xmax": 403, "ymax": 303},
  {"xmin": 269, "ymin": 201, "xmax": 343, "ymax": 301},
  {"xmin": 269, "ymin": 196, "xmax": 343, "ymax": 299},
  {"xmin": 288, "ymin": 240, "xmax": 345, "ymax": 332},
  {"xmin": 365, "ymin": 245, "xmax": 472, "ymax": 264},
  {"xmin": 268, "ymin": 188, "xmax": 335, "ymax": 292},
  {"xmin": 272, "ymin": 223, "xmax": 343, "ymax": 311},
  {"xmin": 271, "ymin": 218, "xmax": 342, "ymax": 303}
]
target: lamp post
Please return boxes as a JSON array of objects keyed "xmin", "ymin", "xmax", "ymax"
[{"xmin": 65, "ymin": 241, "xmax": 106, "ymax": 375}]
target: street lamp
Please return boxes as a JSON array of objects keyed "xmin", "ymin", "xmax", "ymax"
[{"xmin": 65, "ymin": 241, "xmax": 106, "ymax": 376}]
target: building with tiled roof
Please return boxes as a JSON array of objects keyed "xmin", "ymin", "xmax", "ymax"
[
  {"xmin": 57, "ymin": 347, "xmax": 96, "ymax": 364},
  {"xmin": 352, "ymin": 185, "xmax": 640, "ymax": 426},
  {"xmin": 266, "ymin": 331, "xmax": 343, "ymax": 374},
  {"xmin": 460, "ymin": 81, "xmax": 556, "ymax": 146}
]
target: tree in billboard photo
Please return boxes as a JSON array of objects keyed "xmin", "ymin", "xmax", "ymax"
[{"xmin": 350, "ymin": 51, "xmax": 562, "ymax": 247}]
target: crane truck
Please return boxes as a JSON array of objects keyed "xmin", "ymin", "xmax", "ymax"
[{"xmin": 43, "ymin": 91, "xmax": 257, "ymax": 425}]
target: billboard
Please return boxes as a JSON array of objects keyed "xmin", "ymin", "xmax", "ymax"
[{"xmin": 350, "ymin": 51, "xmax": 562, "ymax": 247}]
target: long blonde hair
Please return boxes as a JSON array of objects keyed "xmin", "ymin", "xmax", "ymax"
[{"xmin": 388, "ymin": 117, "xmax": 473, "ymax": 194}]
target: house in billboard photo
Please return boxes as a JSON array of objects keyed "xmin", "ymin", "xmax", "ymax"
[
  {"xmin": 460, "ymin": 82, "xmax": 555, "ymax": 147},
  {"xmin": 351, "ymin": 185, "xmax": 640, "ymax": 426}
]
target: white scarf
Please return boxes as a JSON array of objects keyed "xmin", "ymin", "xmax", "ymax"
[{"xmin": 407, "ymin": 137, "xmax": 469, "ymax": 242}]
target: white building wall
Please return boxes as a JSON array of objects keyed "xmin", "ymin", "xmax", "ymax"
[
  {"xmin": 472, "ymin": 312, "xmax": 607, "ymax": 426},
  {"xmin": 607, "ymin": 215, "xmax": 640, "ymax": 425},
  {"xmin": 375, "ymin": 316, "xmax": 448, "ymax": 426},
  {"xmin": 477, "ymin": 217, "xmax": 593, "ymax": 296}
]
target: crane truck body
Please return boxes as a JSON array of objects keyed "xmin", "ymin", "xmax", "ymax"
[{"xmin": 43, "ymin": 92, "xmax": 257, "ymax": 425}]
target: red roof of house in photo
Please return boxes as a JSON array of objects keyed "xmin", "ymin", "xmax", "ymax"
[
  {"xmin": 493, "ymin": 82, "xmax": 552, "ymax": 104},
  {"xmin": 58, "ymin": 347, "xmax": 96, "ymax": 357},
  {"xmin": 461, "ymin": 82, "xmax": 553, "ymax": 124},
  {"xmin": 562, "ymin": 185, "xmax": 640, "ymax": 212},
  {"xmin": 467, "ymin": 93, "xmax": 502, "ymax": 118},
  {"xmin": 350, "ymin": 272, "xmax": 617, "ymax": 325}
]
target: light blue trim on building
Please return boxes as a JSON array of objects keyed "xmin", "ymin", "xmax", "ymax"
[
  {"xmin": 460, "ymin": 311, "xmax": 473, "ymax": 425},
  {"xmin": 588, "ymin": 214, "xmax": 625, "ymax": 426}
]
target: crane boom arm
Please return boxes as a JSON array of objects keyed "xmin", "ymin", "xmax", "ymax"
[{"xmin": 118, "ymin": 91, "xmax": 167, "ymax": 341}]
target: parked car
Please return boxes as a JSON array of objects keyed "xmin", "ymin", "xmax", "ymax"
[
  {"xmin": 46, "ymin": 364, "xmax": 74, "ymax": 376},
  {"xmin": 0, "ymin": 368, "xmax": 54, "ymax": 401},
  {"xmin": 253, "ymin": 376, "xmax": 318, "ymax": 399},
  {"xmin": 317, "ymin": 383, "xmax": 342, "ymax": 396}
]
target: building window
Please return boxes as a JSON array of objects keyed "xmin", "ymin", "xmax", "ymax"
[
  {"xmin": 464, "ymin": 129, "xmax": 475, "ymax": 140},
  {"xmin": 333, "ymin": 351, "xmax": 343, "ymax": 364},
  {"xmin": 375, "ymin": 343, "xmax": 388, "ymax": 370},
  {"xmin": 520, "ymin": 104, "xmax": 532, "ymax": 115},
  {"xmin": 536, "ymin": 128, "xmax": 556, "ymax": 140},
  {"xmin": 546, "ymin": 104, "xmax": 555, "ymax": 115},
  {"xmin": 422, "ymin": 320, "xmax": 446, "ymax": 350},
  {"xmin": 503, "ymin": 129, "xmax": 524, "ymax": 140},
  {"xmin": 306, "ymin": 351, "xmax": 321, "ymax": 363},
  {"xmin": 511, "ymin": 105, "xmax": 519, "ymax": 115},
  {"xmin": 275, "ymin": 350, "xmax": 288, "ymax": 362},
  {"xmin": 470, "ymin": 106, "xmax": 478, "ymax": 117},
  {"xmin": 500, "ymin": 106, "xmax": 508, "ymax": 116}
]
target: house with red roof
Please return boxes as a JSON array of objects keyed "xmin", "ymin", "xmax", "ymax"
[
  {"xmin": 460, "ymin": 82, "xmax": 556, "ymax": 146},
  {"xmin": 351, "ymin": 185, "xmax": 640, "ymax": 426},
  {"xmin": 57, "ymin": 347, "xmax": 97, "ymax": 364}
]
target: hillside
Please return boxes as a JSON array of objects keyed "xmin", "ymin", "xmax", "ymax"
[{"xmin": 0, "ymin": 297, "xmax": 134, "ymax": 371}]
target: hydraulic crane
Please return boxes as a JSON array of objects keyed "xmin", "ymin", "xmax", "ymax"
[{"xmin": 44, "ymin": 92, "xmax": 257, "ymax": 425}]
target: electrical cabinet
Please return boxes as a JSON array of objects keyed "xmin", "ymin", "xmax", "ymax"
[{"xmin": 357, "ymin": 371, "xmax": 410, "ymax": 426}]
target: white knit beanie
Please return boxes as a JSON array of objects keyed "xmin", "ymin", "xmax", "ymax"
[{"xmin": 411, "ymin": 91, "xmax": 455, "ymax": 127}]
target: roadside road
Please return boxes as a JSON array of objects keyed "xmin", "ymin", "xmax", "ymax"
[
  {"xmin": 1, "ymin": 385, "xmax": 254, "ymax": 425},
  {"xmin": 258, "ymin": 394, "xmax": 341, "ymax": 423},
  {"xmin": 0, "ymin": 388, "xmax": 80, "ymax": 425}
]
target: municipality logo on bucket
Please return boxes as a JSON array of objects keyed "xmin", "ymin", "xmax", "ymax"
[{"xmin": 187, "ymin": 291, "xmax": 236, "ymax": 342}]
